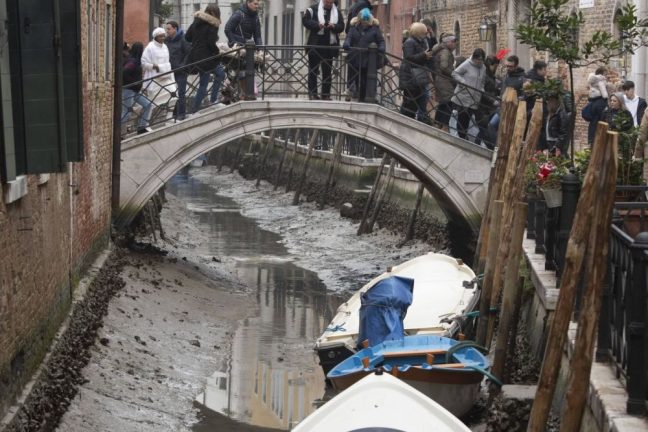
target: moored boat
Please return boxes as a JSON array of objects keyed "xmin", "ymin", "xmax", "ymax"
[
  {"xmin": 326, "ymin": 335, "xmax": 489, "ymax": 417},
  {"xmin": 292, "ymin": 371, "xmax": 471, "ymax": 432},
  {"xmin": 315, "ymin": 253, "xmax": 479, "ymax": 377}
]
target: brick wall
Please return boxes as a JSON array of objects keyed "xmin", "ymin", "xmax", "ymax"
[{"xmin": 0, "ymin": 0, "xmax": 114, "ymax": 416}]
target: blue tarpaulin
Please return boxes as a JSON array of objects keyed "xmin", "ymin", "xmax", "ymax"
[{"xmin": 357, "ymin": 276, "xmax": 414, "ymax": 349}]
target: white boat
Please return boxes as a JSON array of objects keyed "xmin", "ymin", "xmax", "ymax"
[
  {"xmin": 315, "ymin": 253, "xmax": 479, "ymax": 377},
  {"xmin": 292, "ymin": 371, "xmax": 471, "ymax": 432}
]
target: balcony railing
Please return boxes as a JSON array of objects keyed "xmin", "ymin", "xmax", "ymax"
[{"xmin": 526, "ymin": 182, "xmax": 648, "ymax": 415}]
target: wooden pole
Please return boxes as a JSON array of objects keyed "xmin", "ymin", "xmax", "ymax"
[
  {"xmin": 559, "ymin": 131, "xmax": 618, "ymax": 432},
  {"xmin": 319, "ymin": 132, "xmax": 344, "ymax": 209},
  {"xmin": 275, "ymin": 129, "xmax": 299, "ymax": 191},
  {"xmin": 526, "ymin": 122, "xmax": 610, "ymax": 431},
  {"xmin": 476, "ymin": 199, "xmax": 504, "ymax": 346},
  {"xmin": 292, "ymin": 130, "xmax": 319, "ymax": 205},
  {"xmin": 491, "ymin": 202, "xmax": 528, "ymax": 385},
  {"xmin": 357, "ymin": 154, "xmax": 389, "ymax": 235},
  {"xmin": 285, "ymin": 130, "xmax": 300, "ymax": 193},
  {"xmin": 475, "ymin": 88, "xmax": 520, "ymax": 273},
  {"xmin": 483, "ymin": 102, "xmax": 528, "ymax": 347},
  {"xmin": 256, "ymin": 130, "xmax": 276, "ymax": 187},
  {"xmin": 403, "ymin": 183, "xmax": 425, "ymax": 243},
  {"xmin": 230, "ymin": 142, "xmax": 242, "ymax": 173},
  {"xmin": 366, "ymin": 157, "xmax": 396, "ymax": 233}
]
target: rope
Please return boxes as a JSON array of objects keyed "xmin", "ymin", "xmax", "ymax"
[{"xmin": 325, "ymin": 322, "xmax": 346, "ymax": 332}]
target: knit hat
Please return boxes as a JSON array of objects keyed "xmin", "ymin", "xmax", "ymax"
[
  {"xmin": 359, "ymin": 8, "xmax": 372, "ymax": 22},
  {"xmin": 152, "ymin": 27, "xmax": 166, "ymax": 38},
  {"xmin": 442, "ymin": 34, "xmax": 457, "ymax": 43}
]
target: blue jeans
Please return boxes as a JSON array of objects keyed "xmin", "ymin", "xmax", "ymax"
[
  {"xmin": 192, "ymin": 64, "xmax": 226, "ymax": 113},
  {"xmin": 121, "ymin": 88, "xmax": 152, "ymax": 129},
  {"xmin": 175, "ymin": 72, "xmax": 187, "ymax": 118},
  {"xmin": 416, "ymin": 85, "xmax": 431, "ymax": 120}
]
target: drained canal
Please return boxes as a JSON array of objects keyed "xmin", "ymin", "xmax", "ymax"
[{"xmin": 56, "ymin": 166, "xmax": 435, "ymax": 431}]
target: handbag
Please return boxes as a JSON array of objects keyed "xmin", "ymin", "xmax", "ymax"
[
  {"xmin": 412, "ymin": 67, "xmax": 429, "ymax": 89},
  {"xmin": 581, "ymin": 101, "xmax": 594, "ymax": 121}
]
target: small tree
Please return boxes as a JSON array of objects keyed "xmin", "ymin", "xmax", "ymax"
[
  {"xmin": 515, "ymin": 0, "xmax": 648, "ymax": 159},
  {"xmin": 155, "ymin": 0, "xmax": 173, "ymax": 21}
]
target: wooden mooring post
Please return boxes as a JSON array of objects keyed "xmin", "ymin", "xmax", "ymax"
[
  {"xmin": 292, "ymin": 130, "xmax": 319, "ymax": 205},
  {"xmin": 275, "ymin": 129, "xmax": 299, "ymax": 191},
  {"xmin": 474, "ymin": 88, "xmax": 519, "ymax": 273},
  {"xmin": 256, "ymin": 130, "xmax": 276, "ymax": 187},
  {"xmin": 402, "ymin": 183, "xmax": 425, "ymax": 244},
  {"xmin": 559, "ymin": 131, "xmax": 618, "ymax": 432},
  {"xmin": 357, "ymin": 154, "xmax": 389, "ymax": 235},
  {"xmin": 475, "ymin": 200, "xmax": 503, "ymax": 347},
  {"xmin": 319, "ymin": 132, "xmax": 343, "ymax": 209},
  {"xmin": 526, "ymin": 122, "xmax": 612, "ymax": 431},
  {"xmin": 230, "ymin": 143, "xmax": 242, "ymax": 173},
  {"xmin": 491, "ymin": 201, "xmax": 528, "ymax": 386},
  {"xmin": 366, "ymin": 158, "xmax": 396, "ymax": 234},
  {"xmin": 285, "ymin": 130, "xmax": 300, "ymax": 193}
]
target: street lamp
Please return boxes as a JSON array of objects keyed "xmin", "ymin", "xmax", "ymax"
[{"xmin": 478, "ymin": 16, "xmax": 496, "ymax": 42}]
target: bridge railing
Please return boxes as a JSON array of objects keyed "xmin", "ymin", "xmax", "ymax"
[
  {"xmin": 121, "ymin": 43, "xmax": 498, "ymax": 149},
  {"xmin": 526, "ymin": 182, "xmax": 648, "ymax": 414}
]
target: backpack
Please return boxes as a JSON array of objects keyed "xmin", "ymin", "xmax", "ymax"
[{"xmin": 581, "ymin": 101, "xmax": 593, "ymax": 122}]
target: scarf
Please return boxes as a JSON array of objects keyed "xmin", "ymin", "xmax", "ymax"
[{"xmin": 317, "ymin": 1, "xmax": 338, "ymax": 44}]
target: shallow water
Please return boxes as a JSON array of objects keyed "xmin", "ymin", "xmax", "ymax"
[{"xmin": 166, "ymin": 172, "xmax": 343, "ymax": 431}]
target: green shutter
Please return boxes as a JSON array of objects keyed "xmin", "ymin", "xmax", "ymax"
[
  {"xmin": 16, "ymin": 0, "xmax": 64, "ymax": 173},
  {"xmin": 59, "ymin": 0, "xmax": 83, "ymax": 161}
]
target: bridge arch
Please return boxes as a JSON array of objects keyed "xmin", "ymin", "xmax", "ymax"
[{"xmin": 116, "ymin": 100, "xmax": 492, "ymax": 231}]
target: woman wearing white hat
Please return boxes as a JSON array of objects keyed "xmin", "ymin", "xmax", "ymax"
[{"xmin": 141, "ymin": 27, "xmax": 176, "ymax": 105}]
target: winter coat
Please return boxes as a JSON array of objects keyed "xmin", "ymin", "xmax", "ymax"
[
  {"xmin": 302, "ymin": 3, "xmax": 344, "ymax": 58},
  {"xmin": 430, "ymin": 43, "xmax": 454, "ymax": 103},
  {"xmin": 343, "ymin": 17, "xmax": 385, "ymax": 69},
  {"xmin": 141, "ymin": 40, "xmax": 175, "ymax": 96},
  {"xmin": 123, "ymin": 57, "xmax": 143, "ymax": 92},
  {"xmin": 634, "ymin": 110, "xmax": 648, "ymax": 175},
  {"xmin": 545, "ymin": 107, "xmax": 569, "ymax": 154},
  {"xmin": 225, "ymin": 4, "xmax": 262, "ymax": 47},
  {"xmin": 624, "ymin": 95, "xmax": 647, "ymax": 127},
  {"xmin": 398, "ymin": 36, "xmax": 429, "ymax": 91},
  {"xmin": 500, "ymin": 66, "xmax": 526, "ymax": 97},
  {"xmin": 479, "ymin": 67, "xmax": 500, "ymax": 113},
  {"xmin": 185, "ymin": 12, "xmax": 221, "ymax": 73},
  {"xmin": 345, "ymin": 0, "xmax": 372, "ymax": 34},
  {"xmin": 603, "ymin": 107, "xmax": 633, "ymax": 133},
  {"xmin": 451, "ymin": 58, "xmax": 486, "ymax": 110},
  {"xmin": 588, "ymin": 73, "xmax": 609, "ymax": 99},
  {"xmin": 165, "ymin": 29, "xmax": 192, "ymax": 71}
]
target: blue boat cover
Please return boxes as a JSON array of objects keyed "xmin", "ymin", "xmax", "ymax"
[{"xmin": 357, "ymin": 276, "xmax": 414, "ymax": 348}]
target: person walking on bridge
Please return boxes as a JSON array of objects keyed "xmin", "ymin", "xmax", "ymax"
[
  {"xmin": 186, "ymin": 4, "xmax": 224, "ymax": 114},
  {"xmin": 302, "ymin": 0, "xmax": 344, "ymax": 100},
  {"xmin": 121, "ymin": 42, "xmax": 153, "ymax": 135},
  {"xmin": 343, "ymin": 8, "xmax": 385, "ymax": 103},
  {"xmin": 451, "ymin": 48, "xmax": 486, "ymax": 141},
  {"xmin": 430, "ymin": 34, "xmax": 457, "ymax": 132},
  {"xmin": 399, "ymin": 22, "xmax": 433, "ymax": 122},
  {"xmin": 225, "ymin": 0, "xmax": 262, "ymax": 100},
  {"xmin": 165, "ymin": 21, "xmax": 191, "ymax": 120},
  {"xmin": 141, "ymin": 28, "xmax": 176, "ymax": 105}
]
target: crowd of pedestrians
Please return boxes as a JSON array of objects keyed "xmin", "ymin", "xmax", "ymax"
[{"xmin": 120, "ymin": 0, "xmax": 647, "ymax": 164}]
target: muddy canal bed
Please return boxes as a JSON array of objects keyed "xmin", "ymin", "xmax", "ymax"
[{"xmin": 57, "ymin": 168, "xmax": 437, "ymax": 431}]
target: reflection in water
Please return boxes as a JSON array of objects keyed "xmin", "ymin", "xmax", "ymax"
[{"xmin": 166, "ymin": 171, "xmax": 344, "ymax": 431}]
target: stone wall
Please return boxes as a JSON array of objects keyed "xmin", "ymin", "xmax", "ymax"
[{"xmin": 0, "ymin": 0, "xmax": 114, "ymax": 417}]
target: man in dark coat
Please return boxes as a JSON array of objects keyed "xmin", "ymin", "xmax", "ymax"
[
  {"xmin": 500, "ymin": 55, "xmax": 526, "ymax": 97},
  {"xmin": 302, "ymin": 0, "xmax": 345, "ymax": 100},
  {"xmin": 186, "ymin": 5, "xmax": 223, "ymax": 114},
  {"xmin": 165, "ymin": 20, "xmax": 192, "ymax": 119},
  {"xmin": 225, "ymin": 0, "xmax": 263, "ymax": 47}
]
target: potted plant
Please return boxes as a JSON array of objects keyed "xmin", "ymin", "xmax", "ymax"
[{"xmin": 526, "ymin": 150, "xmax": 570, "ymax": 207}]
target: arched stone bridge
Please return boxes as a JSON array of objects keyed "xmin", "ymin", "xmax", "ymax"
[{"xmin": 116, "ymin": 99, "xmax": 493, "ymax": 231}]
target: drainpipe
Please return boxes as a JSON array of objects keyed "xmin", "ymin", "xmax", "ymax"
[
  {"xmin": 111, "ymin": 0, "xmax": 124, "ymax": 216},
  {"xmin": 632, "ymin": 0, "xmax": 647, "ymax": 97}
]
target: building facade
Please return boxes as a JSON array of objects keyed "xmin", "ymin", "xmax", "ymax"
[{"xmin": 0, "ymin": 0, "xmax": 115, "ymax": 416}]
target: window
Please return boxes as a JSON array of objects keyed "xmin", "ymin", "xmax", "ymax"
[
  {"xmin": 273, "ymin": 15, "xmax": 277, "ymax": 45},
  {"xmin": 105, "ymin": 2, "xmax": 113, "ymax": 80},
  {"xmin": 193, "ymin": 3, "xmax": 200, "ymax": 12},
  {"xmin": 264, "ymin": 14, "xmax": 269, "ymax": 45},
  {"xmin": 281, "ymin": 12, "xmax": 294, "ymax": 61},
  {"xmin": 454, "ymin": 20, "xmax": 460, "ymax": 55},
  {"xmin": 1, "ymin": 0, "xmax": 84, "ymax": 176}
]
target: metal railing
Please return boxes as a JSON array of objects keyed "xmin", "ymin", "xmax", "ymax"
[
  {"xmin": 526, "ymin": 182, "xmax": 648, "ymax": 414},
  {"xmin": 121, "ymin": 42, "xmax": 497, "ymax": 149}
]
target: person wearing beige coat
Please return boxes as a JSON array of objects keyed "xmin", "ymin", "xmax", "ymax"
[{"xmin": 634, "ymin": 109, "xmax": 648, "ymax": 182}]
